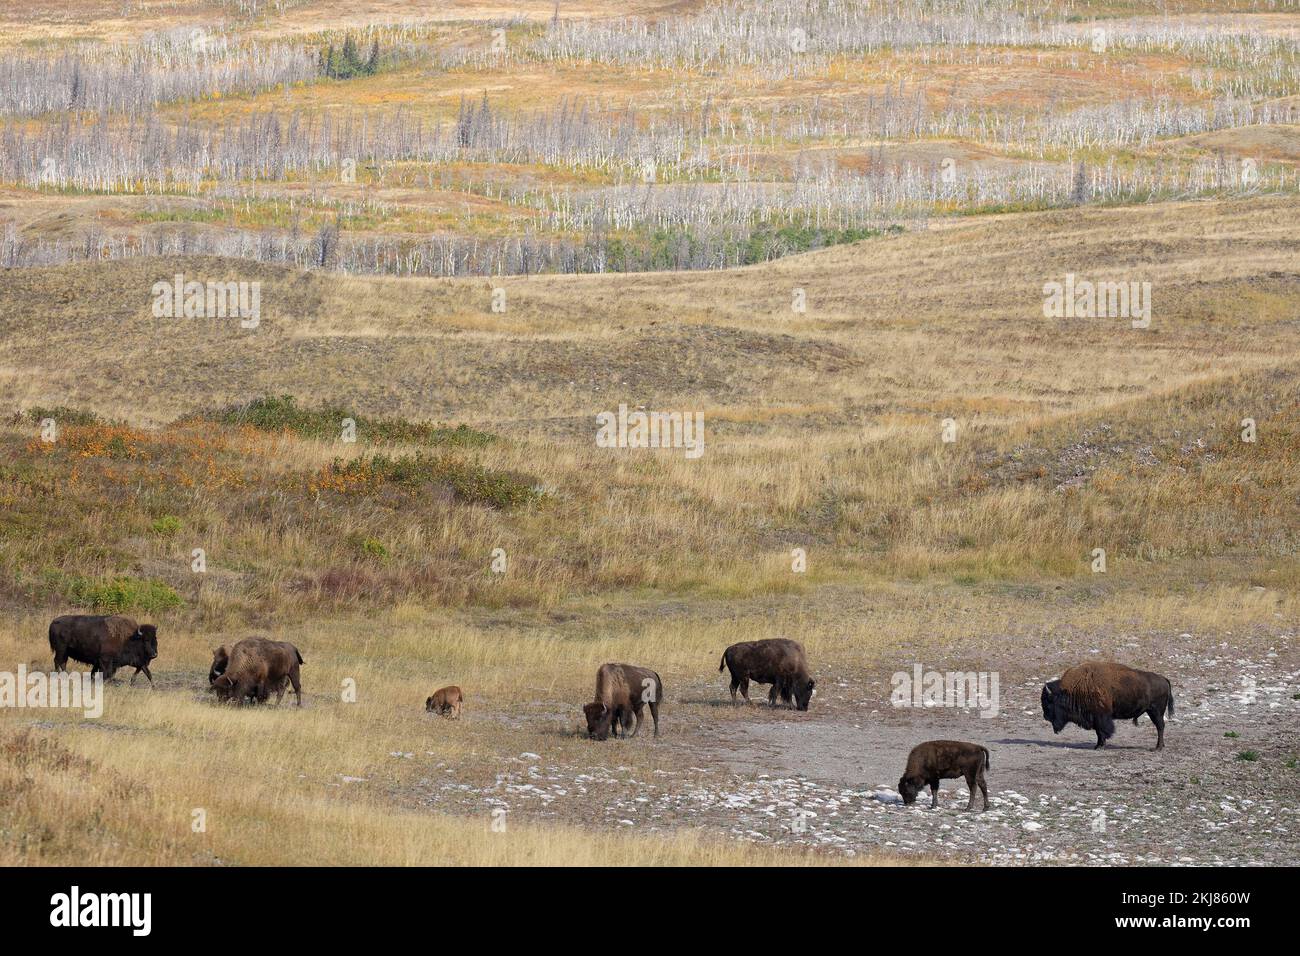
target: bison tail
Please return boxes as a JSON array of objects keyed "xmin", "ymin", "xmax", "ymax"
[
  {"xmin": 1166, "ymin": 685, "xmax": 1174, "ymax": 717},
  {"xmin": 718, "ymin": 652, "xmax": 726, "ymax": 673},
  {"xmin": 981, "ymin": 746, "xmax": 990, "ymax": 771},
  {"xmin": 296, "ymin": 649, "xmax": 305, "ymax": 665}
]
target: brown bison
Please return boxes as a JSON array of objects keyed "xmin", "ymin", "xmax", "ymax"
[
  {"xmin": 49, "ymin": 614, "xmax": 158, "ymax": 684},
  {"xmin": 898, "ymin": 740, "xmax": 991, "ymax": 811},
  {"xmin": 582, "ymin": 663, "xmax": 663, "ymax": 741},
  {"xmin": 1041, "ymin": 661, "xmax": 1174, "ymax": 750},
  {"xmin": 425, "ymin": 685, "xmax": 463, "ymax": 719},
  {"xmin": 210, "ymin": 637, "xmax": 304, "ymax": 706},
  {"xmin": 719, "ymin": 638, "xmax": 815, "ymax": 711},
  {"xmin": 208, "ymin": 645, "xmax": 230, "ymax": 685}
]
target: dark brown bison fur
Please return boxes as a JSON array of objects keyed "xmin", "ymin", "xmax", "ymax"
[
  {"xmin": 582, "ymin": 663, "xmax": 663, "ymax": 741},
  {"xmin": 1041, "ymin": 661, "xmax": 1174, "ymax": 750},
  {"xmin": 49, "ymin": 614, "xmax": 158, "ymax": 684},
  {"xmin": 210, "ymin": 637, "xmax": 304, "ymax": 706},
  {"xmin": 208, "ymin": 644, "xmax": 230, "ymax": 685},
  {"xmin": 898, "ymin": 740, "xmax": 991, "ymax": 811},
  {"xmin": 719, "ymin": 638, "xmax": 815, "ymax": 711},
  {"xmin": 425, "ymin": 685, "xmax": 463, "ymax": 719}
]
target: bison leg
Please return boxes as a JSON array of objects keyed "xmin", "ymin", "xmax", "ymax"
[
  {"xmin": 964, "ymin": 771, "xmax": 978, "ymax": 811},
  {"xmin": 977, "ymin": 768, "xmax": 989, "ymax": 811},
  {"xmin": 738, "ymin": 678, "xmax": 751, "ymax": 703},
  {"xmin": 1093, "ymin": 713, "xmax": 1115, "ymax": 749},
  {"xmin": 928, "ymin": 782, "xmax": 939, "ymax": 809},
  {"xmin": 1148, "ymin": 706, "xmax": 1165, "ymax": 750},
  {"xmin": 649, "ymin": 698, "xmax": 659, "ymax": 738},
  {"xmin": 768, "ymin": 683, "xmax": 780, "ymax": 707},
  {"xmin": 53, "ymin": 651, "xmax": 67, "ymax": 672},
  {"xmin": 129, "ymin": 665, "xmax": 153, "ymax": 686},
  {"xmin": 627, "ymin": 703, "xmax": 643, "ymax": 739}
]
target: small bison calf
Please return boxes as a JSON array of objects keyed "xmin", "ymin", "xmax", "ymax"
[
  {"xmin": 898, "ymin": 740, "xmax": 990, "ymax": 811},
  {"xmin": 425, "ymin": 685, "xmax": 463, "ymax": 719}
]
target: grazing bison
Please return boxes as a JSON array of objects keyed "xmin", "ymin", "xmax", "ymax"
[
  {"xmin": 1041, "ymin": 661, "xmax": 1174, "ymax": 750},
  {"xmin": 210, "ymin": 637, "xmax": 304, "ymax": 706},
  {"xmin": 425, "ymin": 685, "xmax": 463, "ymax": 719},
  {"xmin": 208, "ymin": 644, "xmax": 230, "ymax": 685},
  {"xmin": 48, "ymin": 615, "xmax": 158, "ymax": 684},
  {"xmin": 582, "ymin": 663, "xmax": 663, "ymax": 741},
  {"xmin": 898, "ymin": 740, "xmax": 991, "ymax": 811},
  {"xmin": 719, "ymin": 638, "xmax": 815, "ymax": 711}
]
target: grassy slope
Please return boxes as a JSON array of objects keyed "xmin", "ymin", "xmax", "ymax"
[{"xmin": 0, "ymin": 196, "xmax": 1296, "ymax": 865}]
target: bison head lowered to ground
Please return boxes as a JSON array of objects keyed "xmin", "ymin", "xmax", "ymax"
[
  {"xmin": 210, "ymin": 637, "xmax": 304, "ymax": 706},
  {"xmin": 48, "ymin": 614, "xmax": 158, "ymax": 684},
  {"xmin": 582, "ymin": 663, "xmax": 662, "ymax": 741},
  {"xmin": 719, "ymin": 638, "xmax": 815, "ymax": 711},
  {"xmin": 1041, "ymin": 661, "xmax": 1174, "ymax": 750},
  {"xmin": 425, "ymin": 685, "xmax": 463, "ymax": 719},
  {"xmin": 898, "ymin": 740, "xmax": 991, "ymax": 811}
]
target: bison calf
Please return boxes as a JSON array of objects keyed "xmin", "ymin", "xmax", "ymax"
[
  {"xmin": 582, "ymin": 663, "xmax": 663, "ymax": 741},
  {"xmin": 898, "ymin": 740, "xmax": 990, "ymax": 811},
  {"xmin": 1041, "ymin": 661, "xmax": 1174, "ymax": 750},
  {"xmin": 210, "ymin": 637, "xmax": 304, "ymax": 706},
  {"xmin": 49, "ymin": 614, "xmax": 158, "ymax": 685},
  {"xmin": 719, "ymin": 638, "xmax": 815, "ymax": 711},
  {"xmin": 425, "ymin": 685, "xmax": 463, "ymax": 719}
]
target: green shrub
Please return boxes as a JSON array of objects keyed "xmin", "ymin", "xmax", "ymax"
[
  {"xmin": 203, "ymin": 395, "xmax": 496, "ymax": 447},
  {"xmin": 320, "ymin": 35, "xmax": 381, "ymax": 80},
  {"xmin": 22, "ymin": 406, "xmax": 100, "ymax": 427},
  {"xmin": 355, "ymin": 536, "xmax": 389, "ymax": 560},
  {"xmin": 47, "ymin": 571, "xmax": 183, "ymax": 614},
  {"xmin": 321, "ymin": 453, "xmax": 540, "ymax": 509},
  {"xmin": 150, "ymin": 515, "xmax": 182, "ymax": 536}
]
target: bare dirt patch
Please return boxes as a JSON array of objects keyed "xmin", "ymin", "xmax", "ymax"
[{"xmin": 393, "ymin": 630, "xmax": 1298, "ymax": 865}]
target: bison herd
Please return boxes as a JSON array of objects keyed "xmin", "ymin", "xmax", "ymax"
[{"xmin": 44, "ymin": 618, "xmax": 1176, "ymax": 811}]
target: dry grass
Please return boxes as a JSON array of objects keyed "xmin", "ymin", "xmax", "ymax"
[
  {"xmin": 0, "ymin": 727, "xmax": 889, "ymax": 866},
  {"xmin": 1, "ymin": 198, "xmax": 1296, "ymax": 623},
  {"xmin": 0, "ymin": 0, "xmax": 1296, "ymax": 866}
]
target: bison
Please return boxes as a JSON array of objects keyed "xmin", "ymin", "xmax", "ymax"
[
  {"xmin": 1041, "ymin": 661, "xmax": 1174, "ymax": 750},
  {"xmin": 210, "ymin": 637, "xmax": 304, "ymax": 706},
  {"xmin": 898, "ymin": 740, "xmax": 990, "ymax": 811},
  {"xmin": 582, "ymin": 663, "xmax": 662, "ymax": 741},
  {"xmin": 719, "ymin": 638, "xmax": 815, "ymax": 711},
  {"xmin": 208, "ymin": 644, "xmax": 230, "ymax": 685},
  {"xmin": 48, "ymin": 614, "xmax": 158, "ymax": 684},
  {"xmin": 425, "ymin": 685, "xmax": 463, "ymax": 719}
]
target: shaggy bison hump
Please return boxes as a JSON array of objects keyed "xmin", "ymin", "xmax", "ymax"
[
  {"xmin": 210, "ymin": 636, "xmax": 304, "ymax": 706},
  {"xmin": 1043, "ymin": 661, "xmax": 1173, "ymax": 750}
]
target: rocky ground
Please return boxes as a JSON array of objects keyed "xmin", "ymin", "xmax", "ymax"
[{"xmin": 401, "ymin": 639, "xmax": 1299, "ymax": 865}]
